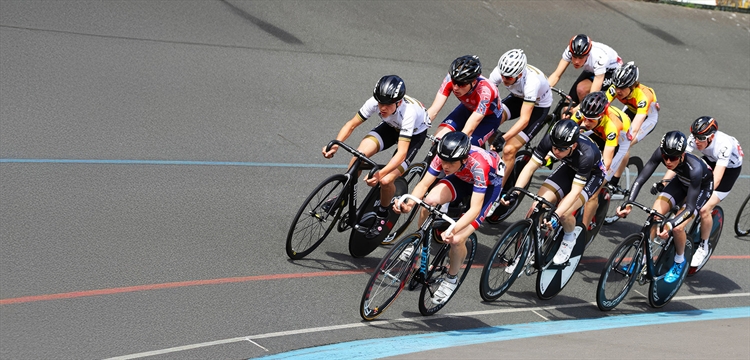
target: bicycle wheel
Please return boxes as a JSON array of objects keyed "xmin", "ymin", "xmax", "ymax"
[
  {"xmin": 486, "ymin": 150, "xmax": 533, "ymax": 224},
  {"xmin": 286, "ymin": 174, "xmax": 347, "ymax": 260},
  {"xmin": 735, "ymin": 193, "xmax": 750, "ymax": 237},
  {"xmin": 359, "ymin": 234, "xmax": 421, "ymax": 321},
  {"xmin": 649, "ymin": 235, "xmax": 692, "ymax": 308},
  {"xmin": 536, "ymin": 223, "xmax": 587, "ymax": 300},
  {"xmin": 621, "ymin": 156, "xmax": 643, "ymax": 192},
  {"xmin": 349, "ymin": 178, "xmax": 409, "ymax": 257},
  {"xmin": 480, "ymin": 220, "xmax": 532, "ymax": 301},
  {"xmin": 383, "ymin": 163, "xmax": 426, "ymax": 245},
  {"xmin": 596, "ymin": 233, "xmax": 644, "ymax": 311},
  {"xmin": 418, "ymin": 233, "xmax": 477, "ymax": 316},
  {"xmin": 585, "ymin": 188, "xmax": 610, "ymax": 249},
  {"xmin": 689, "ymin": 206, "xmax": 724, "ymax": 276}
]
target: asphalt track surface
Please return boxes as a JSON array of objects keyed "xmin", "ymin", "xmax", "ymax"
[{"xmin": 1, "ymin": 1, "xmax": 749, "ymax": 359}]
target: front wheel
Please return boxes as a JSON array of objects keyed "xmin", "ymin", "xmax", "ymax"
[
  {"xmin": 596, "ymin": 233, "xmax": 643, "ymax": 311},
  {"xmin": 688, "ymin": 206, "xmax": 724, "ymax": 276},
  {"xmin": 536, "ymin": 223, "xmax": 588, "ymax": 300},
  {"xmin": 418, "ymin": 233, "xmax": 477, "ymax": 316},
  {"xmin": 286, "ymin": 174, "xmax": 347, "ymax": 260},
  {"xmin": 359, "ymin": 234, "xmax": 421, "ymax": 321},
  {"xmin": 735, "ymin": 194, "xmax": 750, "ymax": 237},
  {"xmin": 480, "ymin": 220, "xmax": 532, "ymax": 301}
]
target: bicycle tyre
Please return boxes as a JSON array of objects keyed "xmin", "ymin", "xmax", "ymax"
[
  {"xmin": 596, "ymin": 233, "xmax": 644, "ymax": 311},
  {"xmin": 688, "ymin": 206, "xmax": 724, "ymax": 276},
  {"xmin": 359, "ymin": 234, "xmax": 421, "ymax": 321},
  {"xmin": 480, "ymin": 220, "xmax": 532, "ymax": 301},
  {"xmin": 383, "ymin": 163, "xmax": 427, "ymax": 244},
  {"xmin": 536, "ymin": 223, "xmax": 587, "ymax": 300},
  {"xmin": 286, "ymin": 174, "xmax": 347, "ymax": 260},
  {"xmin": 735, "ymin": 193, "xmax": 750, "ymax": 237},
  {"xmin": 349, "ymin": 178, "xmax": 409, "ymax": 257},
  {"xmin": 648, "ymin": 235, "xmax": 692, "ymax": 308},
  {"xmin": 418, "ymin": 233, "xmax": 477, "ymax": 316},
  {"xmin": 585, "ymin": 187, "xmax": 610, "ymax": 249},
  {"xmin": 486, "ymin": 150, "xmax": 533, "ymax": 224}
]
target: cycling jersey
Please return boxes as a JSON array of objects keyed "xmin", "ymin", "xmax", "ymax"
[
  {"xmin": 686, "ymin": 131, "xmax": 744, "ymax": 169},
  {"xmin": 562, "ymin": 42, "xmax": 621, "ymax": 75},
  {"xmin": 571, "ymin": 106, "xmax": 631, "ymax": 149},
  {"xmin": 489, "ymin": 64, "xmax": 553, "ymax": 108},
  {"xmin": 605, "ymin": 83, "xmax": 658, "ymax": 117},
  {"xmin": 629, "ymin": 148, "xmax": 713, "ymax": 227},
  {"xmin": 427, "ymin": 146, "xmax": 503, "ymax": 194},
  {"xmin": 357, "ymin": 95, "xmax": 431, "ymax": 141},
  {"xmin": 532, "ymin": 133, "xmax": 605, "ymax": 186},
  {"xmin": 436, "ymin": 75, "xmax": 504, "ymax": 118}
]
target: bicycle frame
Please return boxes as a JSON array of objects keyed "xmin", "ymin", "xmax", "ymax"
[
  {"xmin": 508, "ymin": 187, "xmax": 563, "ymax": 273},
  {"xmin": 620, "ymin": 200, "xmax": 669, "ymax": 284},
  {"xmin": 323, "ymin": 140, "xmax": 381, "ymax": 229}
]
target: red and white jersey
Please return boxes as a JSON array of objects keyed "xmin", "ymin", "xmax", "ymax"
[
  {"xmin": 562, "ymin": 41, "xmax": 622, "ymax": 75},
  {"xmin": 357, "ymin": 95, "xmax": 431, "ymax": 139},
  {"xmin": 686, "ymin": 131, "xmax": 744, "ymax": 169},
  {"xmin": 489, "ymin": 64, "xmax": 553, "ymax": 107},
  {"xmin": 436, "ymin": 75, "xmax": 503, "ymax": 117},
  {"xmin": 427, "ymin": 146, "xmax": 503, "ymax": 194}
]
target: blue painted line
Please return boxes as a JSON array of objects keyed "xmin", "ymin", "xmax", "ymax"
[
  {"xmin": 0, "ymin": 158, "xmax": 347, "ymax": 169},
  {"xmin": 258, "ymin": 307, "xmax": 750, "ymax": 360}
]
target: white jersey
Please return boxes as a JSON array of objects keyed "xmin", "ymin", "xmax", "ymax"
[
  {"xmin": 489, "ymin": 64, "xmax": 553, "ymax": 108},
  {"xmin": 686, "ymin": 131, "xmax": 744, "ymax": 169},
  {"xmin": 562, "ymin": 41, "xmax": 621, "ymax": 75},
  {"xmin": 357, "ymin": 95, "xmax": 431, "ymax": 138}
]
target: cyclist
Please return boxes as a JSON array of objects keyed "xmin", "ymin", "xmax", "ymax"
[
  {"xmin": 615, "ymin": 131, "xmax": 713, "ymax": 283},
  {"xmin": 547, "ymin": 34, "xmax": 622, "ymax": 105},
  {"xmin": 685, "ymin": 117, "xmax": 744, "ymax": 267},
  {"xmin": 604, "ymin": 62, "xmax": 660, "ymax": 206},
  {"xmin": 322, "ymin": 75, "xmax": 431, "ymax": 238},
  {"xmin": 394, "ymin": 131, "xmax": 503, "ymax": 304},
  {"xmin": 427, "ymin": 55, "xmax": 509, "ymax": 147},
  {"xmin": 504, "ymin": 119, "xmax": 606, "ymax": 265},
  {"xmin": 487, "ymin": 49, "xmax": 552, "ymax": 188},
  {"xmin": 571, "ymin": 91, "xmax": 631, "ymax": 231}
]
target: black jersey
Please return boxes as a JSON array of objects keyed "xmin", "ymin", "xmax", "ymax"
[{"xmin": 533, "ymin": 133, "xmax": 606, "ymax": 186}]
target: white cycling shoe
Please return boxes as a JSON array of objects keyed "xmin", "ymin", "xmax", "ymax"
[
  {"xmin": 553, "ymin": 240, "xmax": 575, "ymax": 265},
  {"xmin": 431, "ymin": 278, "xmax": 457, "ymax": 305},
  {"xmin": 691, "ymin": 246, "xmax": 710, "ymax": 267}
]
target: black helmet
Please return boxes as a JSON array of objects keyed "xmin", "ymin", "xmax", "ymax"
[
  {"xmin": 690, "ymin": 116, "xmax": 718, "ymax": 137},
  {"xmin": 568, "ymin": 34, "xmax": 592, "ymax": 57},
  {"xmin": 437, "ymin": 131, "xmax": 471, "ymax": 162},
  {"xmin": 579, "ymin": 91, "xmax": 609, "ymax": 118},
  {"xmin": 450, "ymin": 55, "xmax": 482, "ymax": 84},
  {"xmin": 549, "ymin": 119, "xmax": 580, "ymax": 148},
  {"xmin": 613, "ymin": 61, "xmax": 639, "ymax": 88},
  {"xmin": 660, "ymin": 131, "xmax": 688, "ymax": 157},
  {"xmin": 373, "ymin": 75, "xmax": 406, "ymax": 104}
]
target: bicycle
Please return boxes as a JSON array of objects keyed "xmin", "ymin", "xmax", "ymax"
[
  {"xmin": 479, "ymin": 187, "xmax": 588, "ymax": 302},
  {"xmin": 596, "ymin": 200, "xmax": 694, "ymax": 311},
  {"xmin": 602, "ymin": 156, "xmax": 644, "ymax": 225},
  {"xmin": 285, "ymin": 140, "xmax": 407, "ymax": 260},
  {"xmin": 360, "ymin": 194, "xmax": 477, "ymax": 320},
  {"xmin": 735, "ymin": 193, "xmax": 750, "ymax": 237},
  {"xmin": 683, "ymin": 204, "xmax": 724, "ymax": 276},
  {"xmin": 486, "ymin": 87, "xmax": 574, "ymax": 224}
]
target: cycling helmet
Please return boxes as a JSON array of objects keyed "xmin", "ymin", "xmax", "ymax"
[
  {"xmin": 450, "ymin": 55, "xmax": 482, "ymax": 84},
  {"xmin": 660, "ymin": 131, "xmax": 688, "ymax": 157},
  {"xmin": 579, "ymin": 91, "xmax": 609, "ymax": 118},
  {"xmin": 437, "ymin": 131, "xmax": 471, "ymax": 162},
  {"xmin": 497, "ymin": 49, "xmax": 527, "ymax": 78},
  {"xmin": 568, "ymin": 34, "xmax": 592, "ymax": 57},
  {"xmin": 373, "ymin": 75, "xmax": 405, "ymax": 104},
  {"xmin": 612, "ymin": 61, "xmax": 639, "ymax": 88},
  {"xmin": 549, "ymin": 119, "xmax": 580, "ymax": 149},
  {"xmin": 690, "ymin": 116, "xmax": 718, "ymax": 137}
]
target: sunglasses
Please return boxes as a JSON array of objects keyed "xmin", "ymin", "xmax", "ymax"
[
  {"xmin": 553, "ymin": 145, "xmax": 571, "ymax": 152},
  {"xmin": 661, "ymin": 153, "xmax": 681, "ymax": 162},
  {"xmin": 694, "ymin": 134, "xmax": 710, "ymax": 141},
  {"xmin": 453, "ymin": 81, "xmax": 471, "ymax": 87},
  {"xmin": 583, "ymin": 115, "xmax": 602, "ymax": 121},
  {"xmin": 501, "ymin": 75, "xmax": 517, "ymax": 80}
]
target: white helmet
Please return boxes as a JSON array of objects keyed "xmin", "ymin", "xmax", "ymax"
[{"xmin": 497, "ymin": 49, "xmax": 527, "ymax": 78}]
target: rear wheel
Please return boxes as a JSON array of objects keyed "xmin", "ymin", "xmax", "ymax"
[
  {"xmin": 621, "ymin": 156, "xmax": 643, "ymax": 193},
  {"xmin": 286, "ymin": 174, "xmax": 347, "ymax": 260},
  {"xmin": 480, "ymin": 220, "xmax": 531, "ymax": 301},
  {"xmin": 735, "ymin": 194, "xmax": 750, "ymax": 237},
  {"xmin": 359, "ymin": 234, "xmax": 421, "ymax": 321},
  {"xmin": 649, "ymin": 235, "xmax": 692, "ymax": 308},
  {"xmin": 596, "ymin": 233, "xmax": 643, "ymax": 311},
  {"xmin": 689, "ymin": 206, "xmax": 724, "ymax": 276},
  {"xmin": 536, "ymin": 223, "xmax": 587, "ymax": 300},
  {"xmin": 418, "ymin": 233, "xmax": 477, "ymax": 316}
]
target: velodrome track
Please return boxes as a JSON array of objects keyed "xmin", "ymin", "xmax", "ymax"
[{"xmin": 1, "ymin": 1, "xmax": 749, "ymax": 358}]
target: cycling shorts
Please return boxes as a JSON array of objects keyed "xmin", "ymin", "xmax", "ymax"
[
  {"xmin": 366, "ymin": 123, "xmax": 427, "ymax": 173},
  {"xmin": 542, "ymin": 164, "xmax": 605, "ymax": 204},
  {"xmin": 657, "ymin": 180, "xmax": 713, "ymax": 218},
  {"xmin": 501, "ymin": 95, "xmax": 551, "ymax": 144},
  {"xmin": 438, "ymin": 104, "xmax": 501, "ymax": 147},
  {"xmin": 438, "ymin": 176, "xmax": 502, "ymax": 229}
]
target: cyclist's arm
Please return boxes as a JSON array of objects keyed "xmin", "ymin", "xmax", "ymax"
[
  {"xmin": 712, "ymin": 163, "xmax": 727, "ymax": 188},
  {"xmin": 323, "ymin": 115, "xmax": 363, "ymax": 157},
  {"xmin": 426, "ymin": 93, "xmax": 448, "ymax": 125},
  {"xmin": 453, "ymin": 191, "xmax": 485, "ymax": 235},
  {"xmin": 629, "ymin": 113, "xmax": 647, "ymax": 139},
  {"xmin": 462, "ymin": 111, "xmax": 485, "ymax": 138},
  {"xmin": 627, "ymin": 147, "xmax": 661, "ymax": 202},
  {"xmin": 547, "ymin": 59, "xmax": 569, "ymax": 88},
  {"xmin": 514, "ymin": 156, "xmax": 542, "ymax": 190},
  {"xmin": 602, "ymin": 144, "xmax": 616, "ymax": 171},
  {"xmin": 503, "ymin": 101, "xmax": 534, "ymax": 141},
  {"xmin": 556, "ymin": 181, "xmax": 585, "ymax": 218},
  {"xmin": 590, "ymin": 73, "xmax": 605, "ymax": 93}
]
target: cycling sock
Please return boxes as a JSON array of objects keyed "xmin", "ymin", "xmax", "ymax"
[
  {"xmin": 701, "ymin": 239, "xmax": 709, "ymax": 250},
  {"xmin": 674, "ymin": 253, "xmax": 685, "ymax": 264},
  {"xmin": 610, "ymin": 176, "xmax": 621, "ymax": 187},
  {"xmin": 563, "ymin": 231, "xmax": 577, "ymax": 243},
  {"xmin": 445, "ymin": 274, "xmax": 457, "ymax": 283}
]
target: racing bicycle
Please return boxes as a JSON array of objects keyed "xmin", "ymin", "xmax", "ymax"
[
  {"xmin": 735, "ymin": 193, "xmax": 750, "ymax": 237},
  {"xmin": 480, "ymin": 187, "xmax": 588, "ymax": 301},
  {"xmin": 360, "ymin": 194, "xmax": 477, "ymax": 320}
]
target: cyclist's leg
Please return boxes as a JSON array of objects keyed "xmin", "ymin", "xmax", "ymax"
[
  {"xmin": 433, "ymin": 104, "xmax": 472, "ymax": 140},
  {"xmin": 380, "ymin": 131, "xmax": 427, "ymax": 205},
  {"xmin": 570, "ymin": 71, "xmax": 594, "ymax": 104},
  {"xmin": 425, "ymin": 177, "xmax": 466, "ymax": 276}
]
